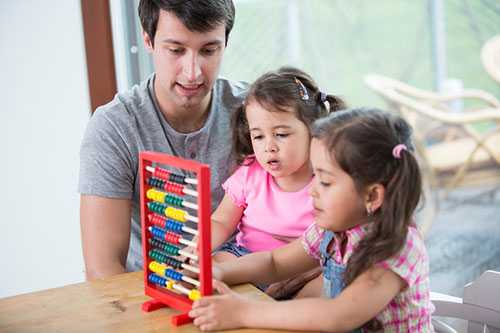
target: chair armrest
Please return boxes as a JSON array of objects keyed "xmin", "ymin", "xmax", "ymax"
[
  {"xmin": 429, "ymin": 90, "xmax": 500, "ymax": 108},
  {"xmin": 364, "ymin": 74, "xmax": 500, "ymax": 110},
  {"xmin": 431, "ymin": 292, "xmax": 500, "ymax": 328},
  {"xmin": 383, "ymin": 88, "xmax": 500, "ymax": 124}
]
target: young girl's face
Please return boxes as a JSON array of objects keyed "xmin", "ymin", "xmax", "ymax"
[
  {"xmin": 309, "ymin": 138, "xmax": 367, "ymax": 231},
  {"xmin": 245, "ymin": 100, "xmax": 312, "ymax": 190}
]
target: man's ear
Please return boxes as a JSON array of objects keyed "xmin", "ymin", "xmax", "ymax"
[
  {"xmin": 143, "ymin": 31, "xmax": 154, "ymax": 52},
  {"xmin": 364, "ymin": 183, "xmax": 385, "ymax": 214}
]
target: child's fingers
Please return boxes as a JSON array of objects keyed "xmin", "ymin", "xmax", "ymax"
[
  {"xmin": 212, "ymin": 279, "xmax": 232, "ymax": 294},
  {"xmin": 191, "ymin": 297, "xmax": 212, "ymax": 309},
  {"xmin": 191, "ymin": 309, "xmax": 219, "ymax": 331},
  {"xmin": 199, "ymin": 322, "xmax": 217, "ymax": 331},
  {"xmin": 193, "ymin": 314, "xmax": 214, "ymax": 329}
]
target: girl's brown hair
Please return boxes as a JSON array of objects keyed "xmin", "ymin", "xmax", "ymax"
[
  {"xmin": 232, "ymin": 66, "xmax": 346, "ymax": 165},
  {"xmin": 312, "ymin": 107, "xmax": 422, "ymax": 296}
]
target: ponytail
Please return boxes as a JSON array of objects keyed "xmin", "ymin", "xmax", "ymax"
[{"xmin": 315, "ymin": 92, "xmax": 346, "ymax": 114}]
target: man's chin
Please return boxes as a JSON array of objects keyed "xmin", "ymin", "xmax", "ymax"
[{"xmin": 178, "ymin": 96, "xmax": 203, "ymax": 110}]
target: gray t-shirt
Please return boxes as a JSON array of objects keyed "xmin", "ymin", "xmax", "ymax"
[{"xmin": 79, "ymin": 73, "xmax": 248, "ymax": 271}]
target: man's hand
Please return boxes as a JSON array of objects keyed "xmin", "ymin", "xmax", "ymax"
[{"xmin": 189, "ymin": 280, "xmax": 250, "ymax": 331}]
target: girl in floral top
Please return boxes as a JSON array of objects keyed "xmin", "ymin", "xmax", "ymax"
[{"xmin": 189, "ymin": 108, "xmax": 434, "ymax": 332}]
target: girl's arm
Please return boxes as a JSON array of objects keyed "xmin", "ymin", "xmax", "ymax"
[
  {"xmin": 209, "ymin": 193, "xmax": 244, "ymax": 250},
  {"xmin": 217, "ymin": 238, "xmax": 318, "ymax": 286},
  {"xmin": 191, "ymin": 265, "xmax": 406, "ymax": 332}
]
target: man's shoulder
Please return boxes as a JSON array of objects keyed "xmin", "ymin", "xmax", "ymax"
[
  {"xmin": 93, "ymin": 76, "xmax": 152, "ymax": 121},
  {"xmin": 215, "ymin": 77, "xmax": 249, "ymax": 92},
  {"xmin": 214, "ymin": 77, "xmax": 249, "ymax": 107}
]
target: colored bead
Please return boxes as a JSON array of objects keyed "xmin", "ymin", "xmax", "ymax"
[
  {"xmin": 165, "ymin": 256, "xmax": 183, "ymax": 269},
  {"xmin": 165, "ymin": 219, "xmax": 183, "ymax": 233},
  {"xmin": 165, "ymin": 268, "xmax": 182, "ymax": 281},
  {"xmin": 169, "ymin": 173, "xmax": 185, "ymax": 184},
  {"xmin": 148, "ymin": 273, "xmax": 167, "ymax": 287},
  {"xmin": 148, "ymin": 214, "xmax": 166, "ymax": 228},
  {"xmin": 149, "ymin": 261, "xmax": 168, "ymax": 275},
  {"xmin": 164, "ymin": 182, "xmax": 184, "ymax": 195},
  {"xmin": 188, "ymin": 289, "xmax": 201, "ymax": 301},
  {"xmin": 164, "ymin": 230, "xmax": 181, "ymax": 244},
  {"xmin": 149, "ymin": 213, "xmax": 184, "ymax": 233},
  {"xmin": 147, "ymin": 202, "xmax": 163, "ymax": 215},
  {"xmin": 148, "ymin": 177, "xmax": 165, "ymax": 189},
  {"xmin": 150, "ymin": 226, "xmax": 165, "ymax": 239},
  {"xmin": 166, "ymin": 280, "xmax": 174, "ymax": 290},
  {"xmin": 154, "ymin": 167, "xmax": 171, "ymax": 180},
  {"xmin": 165, "ymin": 206, "xmax": 187, "ymax": 222},
  {"xmin": 149, "ymin": 239, "xmax": 181, "ymax": 256}
]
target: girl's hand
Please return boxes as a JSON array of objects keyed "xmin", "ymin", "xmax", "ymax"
[
  {"xmin": 189, "ymin": 280, "xmax": 249, "ymax": 331},
  {"xmin": 212, "ymin": 263, "xmax": 224, "ymax": 281}
]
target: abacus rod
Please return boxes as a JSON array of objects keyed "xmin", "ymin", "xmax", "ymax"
[
  {"xmin": 179, "ymin": 238, "xmax": 197, "ymax": 248},
  {"xmin": 145, "ymin": 166, "xmax": 198, "ymax": 184}
]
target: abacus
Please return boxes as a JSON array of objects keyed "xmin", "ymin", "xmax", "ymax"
[{"xmin": 139, "ymin": 151, "xmax": 212, "ymax": 326}]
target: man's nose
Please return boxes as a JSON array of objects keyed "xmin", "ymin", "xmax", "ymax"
[{"xmin": 182, "ymin": 52, "xmax": 202, "ymax": 82}]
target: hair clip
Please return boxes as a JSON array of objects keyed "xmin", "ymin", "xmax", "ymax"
[
  {"xmin": 392, "ymin": 144, "xmax": 407, "ymax": 159},
  {"xmin": 295, "ymin": 78, "xmax": 309, "ymax": 101},
  {"xmin": 320, "ymin": 92, "xmax": 327, "ymax": 102}
]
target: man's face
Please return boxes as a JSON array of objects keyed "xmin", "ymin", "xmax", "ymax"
[{"xmin": 143, "ymin": 10, "xmax": 226, "ymax": 111}]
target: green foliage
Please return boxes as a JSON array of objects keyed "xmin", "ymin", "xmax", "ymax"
[{"xmin": 221, "ymin": 0, "xmax": 500, "ymax": 108}]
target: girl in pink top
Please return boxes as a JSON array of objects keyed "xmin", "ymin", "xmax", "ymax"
[
  {"xmin": 210, "ymin": 67, "xmax": 345, "ymax": 265},
  {"xmin": 190, "ymin": 108, "xmax": 435, "ymax": 332}
]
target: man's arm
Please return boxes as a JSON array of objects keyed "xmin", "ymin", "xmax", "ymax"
[{"xmin": 80, "ymin": 195, "xmax": 132, "ymax": 280}]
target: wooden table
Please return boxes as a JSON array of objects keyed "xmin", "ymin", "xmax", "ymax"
[{"xmin": 0, "ymin": 271, "xmax": 300, "ymax": 333}]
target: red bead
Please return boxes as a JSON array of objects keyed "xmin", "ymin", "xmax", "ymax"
[
  {"xmin": 149, "ymin": 214, "xmax": 166, "ymax": 228},
  {"xmin": 154, "ymin": 167, "xmax": 171, "ymax": 181},
  {"xmin": 165, "ymin": 231, "xmax": 180, "ymax": 244}
]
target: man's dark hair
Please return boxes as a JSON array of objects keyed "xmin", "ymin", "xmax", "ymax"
[{"xmin": 138, "ymin": 0, "xmax": 235, "ymax": 47}]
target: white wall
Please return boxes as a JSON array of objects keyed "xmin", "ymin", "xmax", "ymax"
[{"xmin": 0, "ymin": 1, "xmax": 89, "ymax": 297}]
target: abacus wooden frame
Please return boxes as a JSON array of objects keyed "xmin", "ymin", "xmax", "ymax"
[{"xmin": 139, "ymin": 151, "xmax": 212, "ymax": 326}]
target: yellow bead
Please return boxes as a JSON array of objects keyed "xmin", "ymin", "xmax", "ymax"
[
  {"xmin": 165, "ymin": 207, "xmax": 186, "ymax": 222},
  {"xmin": 166, "ymin": 280, "xmax": 174, "ymax": 290},
  {"xmin": 188, "ymin": 290, "xmax": 201, "ymax": 301},
  {"xmin": 149, "ymin": 261, "xmax": 157, "ymax": 272}
]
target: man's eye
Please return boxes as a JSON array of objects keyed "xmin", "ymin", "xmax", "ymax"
[
  {"xmin": 275, "ymin": 133, "xmax": 289, "ymax": 138},
  {"xmin": 201, "ymin": 47, "xmax": 218, "ymax": 56},
  {"xmin": 320, "ymin": 182, "xmax": 331, "ymax": 187},
  {"xmin": 169, "ymin": 48, "xmax": 184, "ymax": 54}
]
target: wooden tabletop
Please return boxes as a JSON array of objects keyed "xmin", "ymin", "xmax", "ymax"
[{"xmin": 0, "ymin": 271, "xmax": 301, "ymax": 333}]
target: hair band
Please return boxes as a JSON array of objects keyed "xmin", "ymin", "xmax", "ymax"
[{"xmin": 392, "ymin": 144, "xmax": 407, "ymax": 159}]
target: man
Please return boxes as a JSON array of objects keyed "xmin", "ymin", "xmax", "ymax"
[{"xmin": 79, "ymin": 0, "xmax": 247, "ymax": 280}]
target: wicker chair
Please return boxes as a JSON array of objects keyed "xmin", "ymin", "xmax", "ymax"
[
  {"xmin": 364, "ymin": 74, "xmax": 500, "ymax": 234},
  {"xmin": 481, "ymin": 35, "xmax": 500, "ymax": 84}
]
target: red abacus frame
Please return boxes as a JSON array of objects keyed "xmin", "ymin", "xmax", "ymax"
[{"xmin": 139, "ymin": 151, "xmax": 212, "ymax": 326}]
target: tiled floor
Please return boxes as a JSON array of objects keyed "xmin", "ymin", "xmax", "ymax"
[
  {"xmin": 420, "ymin": 186, "xmax": 500, "ymax": 331},
  {"xmin": 425, "ymin": 185, "xmax": 500, "ymax": 297}
]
